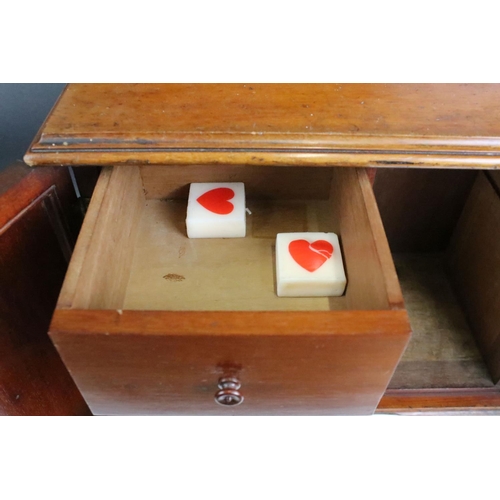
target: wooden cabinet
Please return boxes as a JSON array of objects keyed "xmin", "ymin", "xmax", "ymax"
[{"xmin": 25, "ymin": 84, "xmax": 500, "ymax": 414}]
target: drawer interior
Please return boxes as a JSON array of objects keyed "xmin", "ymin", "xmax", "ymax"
[
  {"xmin": 373, "ymin": 169, "xmax": 500, "ymax": 388},
  {"xmin": 59, "ymin": 165, "xmax": 403, "ymax": 313}
]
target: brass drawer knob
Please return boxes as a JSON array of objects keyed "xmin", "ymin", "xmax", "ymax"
[{"xmin": 215, "ymin": 376, "xmax": 244, "ymax": 406}]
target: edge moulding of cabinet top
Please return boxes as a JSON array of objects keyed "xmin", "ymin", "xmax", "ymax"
[{"xmin": 24, "ymin": 83, "xmax": 500, "ymax": 169}]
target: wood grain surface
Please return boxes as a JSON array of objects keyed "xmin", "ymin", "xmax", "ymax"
[
  {"xmin": 378, "ymin": 388, "xmax": 500, "ymax": 413},
  {"xmin": 139, "ymin": 164, "xmax": 333, "ymax": 200},
  {"xmin": 124, "ymin": 199, "xmax": 343, "ymax": 311},
  {"xmin": 387, "ymin": 253, "xmax": 493, "ymax": 390},
  {"xmin": 70, "ymin": 166, "xmax": 144, "ymax": 309},
  {"xmin": 59, "ymin": 165, "xmax": 402, "ymax": 313},
  {"xmin": 25, "ymin": 84, "xmax": 500, "ymax": 168},
  {"xmin": 0, "ymin": 162, "xmax": 90, "ymax": 415},
  {"xmin": 373, "ymin": 168, "xmax": 477, "ymax": 252},
  {"xmin": 331, "ymin": 168, "xmax": 404, "ymax": 311},
  {"xmin": 50, "ymin": 309, "xmax": 410, "ymax": 415},
  {"xmin": 447, "ymin": 173, "xmax": 500, "ymax": 383}
]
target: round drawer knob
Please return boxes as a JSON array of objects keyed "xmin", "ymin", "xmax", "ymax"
[{"xmin": 215, "ymin": 376, "xmax": 244, "ymax": 406}]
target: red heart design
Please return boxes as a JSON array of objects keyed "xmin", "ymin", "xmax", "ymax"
[
  {"xmin": 288, "ymin": 239, "xmax": 334, "ymax": 272},
  {"xmin": 197, "ymin": 187, "xmax": 235, "ymax": 215}
]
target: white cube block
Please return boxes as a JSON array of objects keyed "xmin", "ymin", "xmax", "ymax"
[
  {"xmin": 186, "ymin": 182, "xmax": 246, "ymax": 238},
  {"xmin": 275, "ymin": 232, "xmax": 347, "ymax": 297}
]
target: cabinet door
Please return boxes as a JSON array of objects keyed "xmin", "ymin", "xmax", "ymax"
[{"xmin": 0, "ymin": 162, "xmax": 90, "ymax": 415}]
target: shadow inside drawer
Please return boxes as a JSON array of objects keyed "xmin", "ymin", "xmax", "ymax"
[{"xmin": 388, "ymin": 253, "xmax": 493, "ymax": 389}]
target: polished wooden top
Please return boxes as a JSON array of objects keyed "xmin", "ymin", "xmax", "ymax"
[{"xmin": 25, "ymin": 84, "xmax": 500, "ymax": 168}]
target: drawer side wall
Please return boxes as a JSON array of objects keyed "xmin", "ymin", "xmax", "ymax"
[{"xmin": 69, "ymin": 166, "xmax": 145, "ymax": 309}]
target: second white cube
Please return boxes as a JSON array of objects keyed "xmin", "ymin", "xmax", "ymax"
[
  {"xmin": 186, "ymin": 182, "xmax": 246, "ymax": 238},
  {"xmin": 275, "ymin": 232, "xmax": 347, "ymax": 297}
]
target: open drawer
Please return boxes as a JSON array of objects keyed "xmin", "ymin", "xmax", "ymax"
[
  {"xmin": 49, "ymin": 164, "xmax": 411, "ymax": 415},
  {"xmin": 374, "ymin": 169, "xmax": 500, "ymax": 413}
]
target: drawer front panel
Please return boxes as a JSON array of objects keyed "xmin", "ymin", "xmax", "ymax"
[{"xmin": 50, "ymin": 312, "xmax": 410, "ymax": 416}]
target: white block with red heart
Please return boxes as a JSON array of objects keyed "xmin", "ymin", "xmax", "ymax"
[
  {"xmin": 275, "ymin": 232, "xmax": 347, "ymax": 297},
  {"xmin": 186, "ymin": 182, "xmax": 246, "ymax": 238}
]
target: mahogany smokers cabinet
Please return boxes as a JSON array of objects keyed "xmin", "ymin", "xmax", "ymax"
[{"xmin": 25, "ymin": 84, "xmax": 500, "ymax": 415}]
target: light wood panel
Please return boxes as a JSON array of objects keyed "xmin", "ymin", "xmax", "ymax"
[
  {"xmin": 123, "ymin": 199, "xmax": 341, "ymax": 311},
  {"xmin": 139, "ymin": 164, "xmax": 333, "ymax": 200},
  {"xmin": 62, "ymin": 165, "xmax": 400, "ymax": 312},
  {"xmin": 57, "ymin": 167, "xmax": 112, "ymax": 307},
  {"xmin": 70, "ymin": 166, "xmax": 145, "ymax": 309},
  {"xmin": 123, "ymin": 199, "xmax": 345, "ymax": 311},
  {"xmin": 331, "ymin": 168, "xmax": 404, "ymax": 311}
]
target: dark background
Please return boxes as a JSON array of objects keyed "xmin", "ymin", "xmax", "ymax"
[{"xmin": 0, "ymin": 84, "xmax": 66, "ymax": 172}]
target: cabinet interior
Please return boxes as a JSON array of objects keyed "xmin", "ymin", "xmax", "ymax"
[
  {"xmin": 373, "ymin": 169, "xmax": 500, "ymax": 388},
  {"xmin": 60, "ymin": 165, "xmax": 402, "ymax": 313}
]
